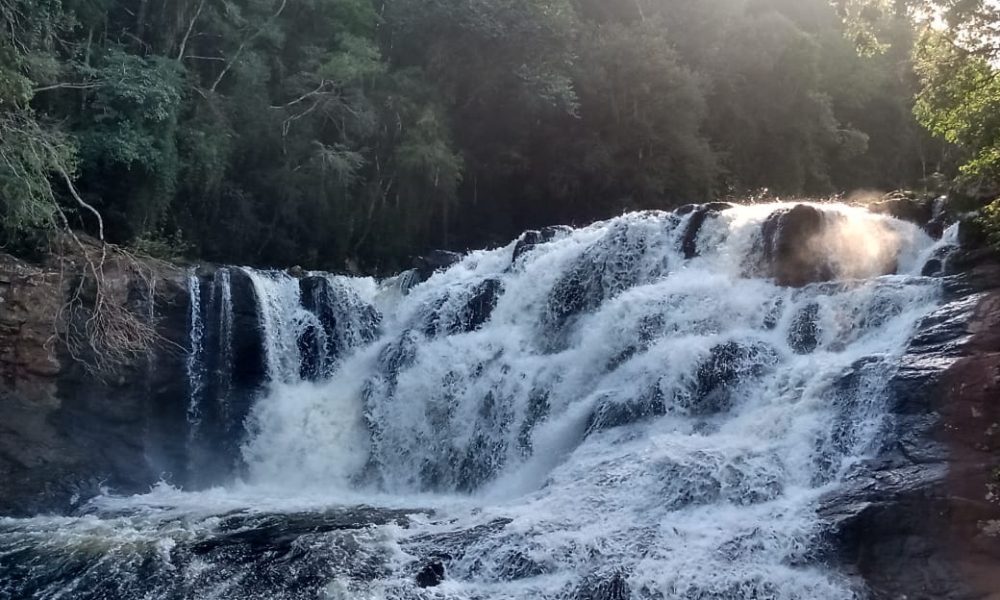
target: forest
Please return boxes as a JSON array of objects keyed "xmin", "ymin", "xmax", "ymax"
[{"xmin": 1, "ymin": 0, "xmax": 998, "ymax": 272}]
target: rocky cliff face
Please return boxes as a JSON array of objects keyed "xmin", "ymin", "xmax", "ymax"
[
  {"xmin": 0, "ymin": 249, "xmax": 191, "ymax": 516},
  {"xmin": 827, "ymin": 251, "xmax": 1000, "ymax": 600}
]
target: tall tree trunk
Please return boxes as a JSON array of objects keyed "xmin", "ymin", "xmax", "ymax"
[{"xmin": 135, "ymin": 0, "xmax": 149, "ymax": 49}]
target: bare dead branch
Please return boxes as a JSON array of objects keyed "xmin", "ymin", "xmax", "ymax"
[
  {"xmin": 177, "ymin": 0, "xmax": 207, "ymax": 61},
  {"xmin": 209, "ymin": 0, "xmax": 287, "ymax": 92},
  {"xmin": 32, "ymin": 82, "xmax": 100, "ymax": 93},
  {"xmin": 270, "ymin": 80, "xmax": 334, "ymax": 109}
]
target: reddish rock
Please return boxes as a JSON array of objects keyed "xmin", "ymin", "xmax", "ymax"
[
  {"xmin": 0, "ymin": 248, "xmax": 191, "ymax": 516},
  {"xmin": 869, "ymin": 197, "xmax": 934, "ymax": 228},
  {"xmin": 831, "ymin": 257, "xmax": 1000, "ymax": 599},
  {"xmin": 936, "ymin": 284, "xmax": 1000, "ymax": 597}
]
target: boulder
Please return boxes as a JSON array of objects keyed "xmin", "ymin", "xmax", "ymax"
[
  {"xmin": 687, "ymin": 341, "xmax": 779, "ymax": 414},
  {"xmin": 760, "ymin": 204, "xmax": 834, "ymax": 287},
  {"xmin": 586, "ymin": 389, "xmax": 665, "ymax": 434},
  {"xmin": 415, "ymin": 559, "xmax": 445, "ymax": 588},
  {"xmin": 868, "ymin": 196, "xmax": 934, "ymax": 227},
  {"xmin": 416, "ymin": 278, "xmax": 503, "ymax": 337},
  {"xmin": 298, "ymin": 275, "xmax": 379, "ymax": 378},
  {"xmin": 758, "ymin": 204, "xmax": 901, "ymax": 287},
  {"xmin": 678, "ymin": 202, "xmax": 734, "ymax": 259},
  {"xmin": 460, "ymin": 278, "xmax": 503, "ymax": 332},
  {"xmin": 922, "ymin": 258, "xmax": 943, "ymax": 277},
  {"xmin": 787, "ymin": 302, "xmax": 820, "ymax": 354},
  {"xmin": 511, "ymin": 226, "xmax": 570, "ymax": 263},
  {"xmin": 575, "ymin": 570, "xmax": 630, "ymax": 600},
  {"xmin": 413, "ymin": 250, "xmax": 462, "ymax": 282}
]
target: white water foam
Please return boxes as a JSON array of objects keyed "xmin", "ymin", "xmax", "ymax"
[{"xmin": 1, "ymin": 203, "xmax": 954, "ymax": 600}]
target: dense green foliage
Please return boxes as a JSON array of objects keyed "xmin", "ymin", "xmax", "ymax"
[{"xmin": 0, "ymin": 0, "xmax": 988, "ymax": 270}]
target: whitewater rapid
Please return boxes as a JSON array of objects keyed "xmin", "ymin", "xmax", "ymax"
[{"xmin": 0, "ymin": 202, "xmax": 957, "ymax": 599}]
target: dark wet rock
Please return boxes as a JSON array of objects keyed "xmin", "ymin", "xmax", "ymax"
[
  {"xmin": 418, "ymin": 278, "xmax": 503, "ymax": 337},
  {"xmin": 512, "ymin": 226, "xmax": 568, "ymax": 263},
  {"xmin": 181, "ymin": 267, "xmax": 267, "ymax": 487},
  {"xmin": 298, "ymin": 276, "xmax": 333, "ymax": 378},
  {"xmin": 675, "ymin": 578, "xmax": 782, "ymax": 600},
  {"xmin": 229, "ymin": 267, "xmax": 267, "ymax": 390},
  {"xmin": 0, "ymin": 507, "xmax": 425, "ymax": 600},
  {"xmin": 868, "ymin": 197, "xmax": 934, "ymax": 228},
  {"xmin": 686, "ymin": 341, "xmax": 779, "ymax": 414},
  {"xmin": 517, "ymin": 388, "xmax": 550, "ymax": 456},
  {"xmin": 490, "ymin": 550, "xmax": 550, "ymax": 580},
  {"xmin": 299, "ymin": 276, "xmax": 328, "ymax": 313},
  {"xmin": 0, "ymin": 251, "xmax": 193, "ymax": 516},
  {"xmin": 297, "ymin": 322, "xmax": 322, "ymax": 380},
  {"xmin": 513, "ymin": 230, "xmax": 546, "ymax": 263},
  {"xmin": 377, "ymin": 330, "xmax": 420, "ymax": 380},
  {"xmin": 759, "ymin": 204, "xmax": 836, "ymax": 286},
  {"xmin": 392, "ymin": 268, "xmax": 423, "ymax": 295},
  {"xmin": 958, "ymin": 216, "xmax": 990, "ymax": 250},
  {"xmin": 192, "ymin": 507, "xmax": 418, "ymax": 553},
  {"xmin": 460, "ymin": 278, "xmax": 503, "ymax": 332},
  {"xmin": 758, "ymin": 204, "xmax": 899, "ymax": 287},
  {"xmin": 762, "ymin": 296, "xmax": 784, "ymax": 330},
  {"xmin": 361, "ymin": 329, "xmax": 421, "ymax": 432},
  {"xmin": 405, "ymin": 518, "xmax": 514, "ymax": 582},
  {"xmin": 822, "ymin": 276, "xmax": 1000, "ymax": 600},
  {"xmin": 925, "ymin": 216, "xmax": 946, "ymax": 239},
  {"xmin": 888, "ymin": 294, "xmax": 978, "ymax": 417},
  {"xmin": 605, "ymin": 315, "xmax": 665, "ymax": 372},
  {"xmin": 299, "ymin": 275, "xmax": 380, "ymax": 379},
  {"xmin": 455, "ymin": 390, "xmax": 511, "ymax": 492},
  {"xmin": 787, "ymin": 302, "xmax": 820, "ymax": 354},
  {"xmin": 811, "ymin": 357, "xmax": 892, "ymax": 485},
  {"xmin": 413, "ymin": 250, "xmax": 463, "ymax": 281},
  {"xmin": 679, "ymin": 203, "xmax": 733, "ymax": 259},
  {"xmin": 922, "ymin": 258, "xmax": 944, "ymax": 277},
  {"xmin": 576, "ymin": 569, "xmax": 630, "ymax": 600},
  {"xmin": 655, "ymin": 455, "xmax": 783, "ymax": 510},
  {"xmin": 720, "ymin": 459, "xmax": 785, "ymax": 506},
  {"xmin": 199, "ymin": 267, "xmax": 267, "ymax": 483},
  {"xmin": 542, "ymin": 222, "xmax": 662, "ymax": 351},
  {"xmin": 821, "ymin": 462, "xmax": 956, "ymax": 598},
  {"xmin": 415, "ymin": 559, "xmax": 446, "ymax": 588},
  {"xmin": 944, "ymin": 252, "xmax": 1000, "ymax": 295},
  {"xmin": 587, "ymin": 390, "xmax": 665, "ymax": 434},
  {"xmin": 542, "ymin": 261, "xmax": 598, "ymax": 347}
]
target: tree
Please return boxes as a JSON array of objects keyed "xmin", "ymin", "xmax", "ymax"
[
  {"xmin": 2, "ymin": 0, "xmax": 965, "ymax": 270},
  {"xmin": 914, "ymin": 21, "xmax": 1000, "ymax": 196},
  {"xmin": 0, "ymin": 0, "xmax": 77, "ymax": 241}
]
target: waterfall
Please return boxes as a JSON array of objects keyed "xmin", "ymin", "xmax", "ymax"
[
  {"xmin": 0, "ymin": 202, "xmax": 959, "ymax": 600},
  {"xmin": 240, "ymin": 268, "xmax": 312, "ymax": 384},
  {"xmin": 238, "ymin": 268, "xmax": 382, "ymax": 384},
  {"xmin": 213, "ymin": 268, "xmax": 234, "ymax": 419},
  {"xmin": 184, "ymin": 269, "xmax": 205, "ymax": 436}
]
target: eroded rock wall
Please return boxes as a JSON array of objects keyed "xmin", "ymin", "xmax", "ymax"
[
  {"xmin": 829, "ymin": 255, "xmax": 1000, "ymax": 600},
  {"xmin": 0, "ymin": 251, "xmax": 190, "ymax": 516}
]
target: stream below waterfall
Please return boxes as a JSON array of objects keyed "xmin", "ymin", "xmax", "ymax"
[{"xmin": 0, "ymin": 202, "xmax": 960, "ymax": 599}]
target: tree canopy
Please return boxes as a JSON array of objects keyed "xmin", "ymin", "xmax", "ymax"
[{"xmin": 0, "ymin": 0, "xmax": 991, "ymax": 271}]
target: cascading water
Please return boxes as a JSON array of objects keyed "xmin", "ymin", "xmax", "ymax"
[
  {"xmin": 185, "ymin": 268, "xmax": 205, "ymax": 436},
  {"xmin": 0, "ymin": 203, "xmax": 958, "ymax": 600},
  {"xmin": 214, "ymin": 268, "xmax": 235, "ymax": 420}
]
